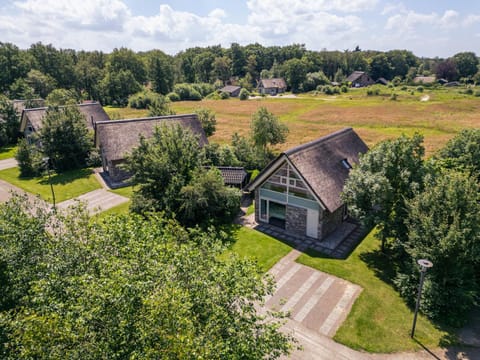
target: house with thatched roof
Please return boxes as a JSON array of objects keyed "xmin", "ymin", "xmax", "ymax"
[
  {"xmin": 245, "ymin": 128, "xmax": 368, "ymax": 241},
  {"xmin": 346, "ymin": 71, "xmax": 374, "ymax": 87},
  {"xmin": 19, "ymin": 102, "xmax": 109, "ymax": 139},
  {"xmin": 413, "ymin": 76, "xmax": 436, "ymax": 84},
  {"xmin": 12, "ymin": 99, "xmax": 45, "ymax": 115},
  {"xmin": 94, "ymin": 114, "xmax": 208, "ymax": 183},
  {"xmin": 257, "ymin": 78, "xmax": 287, "ymax": 95},
  {"xmin": 219, "ymin": 85, "xmax": 241, "ymax": 97}
]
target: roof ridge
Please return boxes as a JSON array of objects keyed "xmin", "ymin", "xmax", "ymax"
[
  {"xmin": 284, "ymin": 128, "xmax": 353, "ymax": 156},
  {"xmin": 23, "ymin": 102, "xmax": 101, "ymax": 112},
  {"xmin": 95, "ymin": 113, "xmax": 198, "ymax": 125}
]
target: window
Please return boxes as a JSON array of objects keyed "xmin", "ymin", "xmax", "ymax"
[{"xmin": 341, "ymin": 159, "xmax": 352, "ymax": 169}]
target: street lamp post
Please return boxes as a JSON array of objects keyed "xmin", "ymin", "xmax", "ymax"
[
  {"xmin": 43, "ymin": 157, "xmax": 56, "ymax": 212},
  {"xmin": 411, "ymin": 258, "xmax": 433, "ymax": 338}
]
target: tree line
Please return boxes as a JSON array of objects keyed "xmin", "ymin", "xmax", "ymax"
[{"xmin": 1, "ymin": 41, "xmax": 480, "ymax": 105}]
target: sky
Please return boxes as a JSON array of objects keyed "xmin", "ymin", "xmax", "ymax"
[{"xmin": 0, "ymin": 0, "xmax": 479, "ymax": 58}]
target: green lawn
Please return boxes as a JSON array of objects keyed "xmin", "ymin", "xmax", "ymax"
[
  {"xmin": 0, "ymin": 145, "xmax": 17, "ymax": 160},
  {"xmin": 0, "ymin": 167, "xmax": 101, "ymax": 203},
  {"xmin": 227, "ymin": 227, "xmax": 292, "ymax": 273},
  {"xmin": 109, "ymin": 185, "xmax": 134, "ymax": 198},
  {"xmin": 95, "ymin": 200, "xmax": 131, "ymax": 219},
  {"xmin": 297, "ymin": 230, "xmax": 452, "ymax": 353}
]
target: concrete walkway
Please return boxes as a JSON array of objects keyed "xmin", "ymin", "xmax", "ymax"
[
  {"xmin": 56, "ymin": 188, "xmax": 129, "ymax": 215},
  {"xmin": 0, "ymin": 158, "xmax": 18, "ymax": 170}
]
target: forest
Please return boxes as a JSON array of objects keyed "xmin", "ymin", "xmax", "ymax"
[{"xmin": 1, "ymin": 41, "xmax": 479, "ymax": 106}]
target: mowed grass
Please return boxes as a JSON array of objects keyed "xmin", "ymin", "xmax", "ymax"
[
  {"xmin": 0, "ymin": 167, "xmax": 101, "ymax": 203},
  {"xmin": 227, "ymin": 226, "xmax": 292, "ymax": 273},
  {"xmin": 0, "ymin": 145, "xmax": 17, "ymax": 160},
  {"xmin": 297, "ymin": 230, "xmax": 451, "ymax": 353}
]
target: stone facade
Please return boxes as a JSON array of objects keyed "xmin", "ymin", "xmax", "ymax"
[
  {"xmin": 285, "ymin": 205, "xmax": 307, "ymax": 235},
  {"xmin": 108, "ymin": 160, "xmax": 131, "ymax": 182},
  {"xmin": 320, "ymin": 206, "xmax": 344, "ymax": 238}
]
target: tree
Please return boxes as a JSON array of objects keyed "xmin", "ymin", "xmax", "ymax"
[
  {"xmin": 107, "ymin": 47, "xmax": 146, "ymax": 84},
  {"xmin": 195, "ymin": 107, "xmax": 216, "ymax": 137},
  {"xmin": 435, "ymin": 59, "xmax": 459, "ymax": 81},
  {"xmin": 15, "ymin": 138, "xmax": 43, "ymax": 177},
  {"xmin": 0, "ymin": 42, "xmax": 31, "ymax": 91},
  {"xmin": 0, "ymin": 96, "xmax": 20, "ymax": 146},
  {"xmin": 45, "ymin": 88, "xmax": 78, "ymax": 106},
  {"xmin": 369, "ymin": 53, "xmax": 393, "ymax": 80},
  {"xmin": 147, "ymin": 95, "xmax": 175, "ymax": 117},
  {"xmin": 396, "ymin": 171, "xmax": 480, "ymax": 325},
  {"xmin": 230, "ymin": 43, "xmax": 246, "ymax": 77},
  {"xmin": 283, "ymin": 58, "xmax": 308, "ymax": 93},
  {"xmin": 434, "ymin": 128, "xmax": 480, "ymax": 180},
  {"xmin": 251, "ymin": 107, "xmax": 288, "ymax": 153},
  {"xmin": 40, "ymin": 106, "xmax": 92, "ymax": 171},
  {"xmin": 99, "ymin": 69, "xmax": 141, "ymax": 106},
  {"xmin": 213, "ymin": 56, "xmax": 232, "ymax": 84},
  {"xmin": 146, "ymin": 50, "xmax": 174, "ymax": 94},
  {"xmin": 342, "ymin": 134, "xmax": 425, "ymax": 252},
  {"xmin": 25, "ymin": 69, "xmax": 56, "ymax": 98},
  {"xmin": 452, "ymin": 52, "xmax": 479, "ymax": 79},
  {"xmin": 0, "ymin": 196, "xmax": 294, "ymax": 359}
]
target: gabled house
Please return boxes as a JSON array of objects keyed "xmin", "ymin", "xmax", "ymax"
[
  {"xmin": 257, "ymin": 78, "xmax": 287, "ymax": 95},
  {"xmin": 216, "ymin": 166, "xmax": 248, "ymax": 188},
  {"xmin": 12, "ymin": 99, "xmax": 45, "ymax": 116},
  {"xmin": 346, "ymin": 71, "xmax": 374, "ymax": 87},
  {"xmin": 94, "ymin": 114, "xmax": 208, "ymax": 183},
  {"xmin": 246, "ymin": 128, "xmax": 368, "ymax": 241},
  {"xmin": 19, "ymin": 102, "xmax": 109, "ymax": 140},
  {"xmin": 413, "ymin": 76, "xmax": 436, "ymax": 84},
  {"xmin": 219, "ymin": 85, "xmax": 241, "ymax": 97}
]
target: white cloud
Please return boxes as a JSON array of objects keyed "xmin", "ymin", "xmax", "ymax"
[
  {"xmin": 464, "ymin": 14, "xmax": 480, "ymax": 27},
  {"xmin": 385, "ymin": 9, "xmax": 460, "ymax": 32}
]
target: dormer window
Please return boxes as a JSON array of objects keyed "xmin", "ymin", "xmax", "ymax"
[{"xmin": 341, "ymin": 158, "xmax": 352, "ymax": 169}]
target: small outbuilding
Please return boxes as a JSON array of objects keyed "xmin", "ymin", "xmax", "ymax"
[
  {"xmin": 413, "ymin": 76, "xmax": 436, "ymax": 84},
  {"xmin": 216, "ymin": 166, "xmax": 248, "ymax": 188},
  {"xmin": 346, "ymin": 71, "xmax": 375, "ymax": 87},
  {"xmin": 245, "ymin": 128, "xmax": 368, "ymax": 241},
  {"xmin": 219, "ymin": 85, "xmax": 241, "ymax": 97},
  {"xmin": 257, "ymin": 78, "xmax": 287, "ymax": 95},
  {"xmin": 94, "ymin": 114, "xmax": 208, "ymax": 183}
]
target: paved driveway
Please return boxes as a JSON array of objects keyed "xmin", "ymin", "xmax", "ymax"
[
  {"xmin": 57, "ymin": 188, "xmax": 129, "ymax": 214},
  {"xmin": 0, "ymin": 158, "xmax": 18, "ymax": 170}
]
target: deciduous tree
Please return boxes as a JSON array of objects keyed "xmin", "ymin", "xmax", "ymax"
[{"xmin": 251, "ymin": 107, "xmax": 288, "ymax": 153}]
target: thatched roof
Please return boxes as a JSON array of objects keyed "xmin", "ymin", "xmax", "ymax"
[
  {"xmin": 95, "ymin": 114, "xmax": 208, "ymax": 162},
  {"xmin": 246, "ymin": 128, "xmax": 368, "ymax": 213},
  {"xmin": 13, "ymin": 99, "xmax": 45, "ymax": 115},
  {"xmin": 19, "ymin": 102, "xmax": 109, "ymax": 132},
  {"xmin": 346, "ymin": 71, "xmax": 366, "ymax": 82},
  {"xmin": 220, "ymin": 85, "xmax": 241, "ymax": 94},
  {"xmin": 259, "ymin": 78, "xmax": 287, "ymax": 89},
  {"xmin": 413, "ymin": 76, "xmax": 436, "ymax": 84}
]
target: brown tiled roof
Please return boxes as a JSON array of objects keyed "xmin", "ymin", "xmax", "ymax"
[
  {"xmin": 259, "ymin": 78, "xmax": 287, "ymax": 89},
  {"xmin": 346, "ymin": 71, "xmax": 366, "ymax": 82},
  {"xmin": 95, "ymin": 114, "xmax": 208, "ymax": 162},
  {"xmin": 215, "ymin": 166, "xmax": 247, "ymax": 185},
  {"xmin": 247, "ymin": 128, "xmax": 368, "ymax": 213},
  {"xmin": 19, "ymin": 102, "xmax": 109, "ymax": 132}
]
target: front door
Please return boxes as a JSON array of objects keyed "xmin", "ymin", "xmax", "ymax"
[{"xmin": 306, "ymin": 209, "xmax": 318, "ymax": 239}]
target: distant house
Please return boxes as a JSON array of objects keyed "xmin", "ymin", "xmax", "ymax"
[
  {"xmin": 257, "ymin": 78, "xmax": 287, "ymax": 95},
  {"xmin": 376, "ymin": 77, "xmax": 388, "ymax": 86},
  {"xmin": 444, "ymin": 81, "xmax": 460, "ymax": 87},
  {"xmin": 413, "ymin": 76, "xmax": 436, "ymax": 84},
  {"xmin": 346, "ymin": 71, "xmax": 374, "ymax": 87},
  {"xmin": 19, "ymin": 102, "xmax": 109, "ymax": 140},
  {"xmin": 246, "ymin": 128, "xmax": 368, "ymax": 241},
  {"xmin": 220, "ymin": 85, "xmax": 241, "ymax": 97},
  {"xmin": 94, "ymin": 114, "xmax": 208, "ymax": 183}
]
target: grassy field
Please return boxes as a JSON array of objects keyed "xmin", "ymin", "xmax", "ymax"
[
  {"xmin": 105, "ymin": 87, "xmax": 480, "ymax": 156},
  {"xmin": 171, "ymin": 86, "xmax": 479, "ymax": 157},
  {"xmin": 227, "ymin": 226, "xmax": 293, "ymax": 273},
  {"xmin": 0, "ymin": 145, "xmax": 17, "ymax": 160},
  {"xmin": 0, "ymin": 167, "xmax": 101, "ymax": 203},
  {"xmin": 297, "ymin": 230, "xmax": 452, "ymax": 353}
]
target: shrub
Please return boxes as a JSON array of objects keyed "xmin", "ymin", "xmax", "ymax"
[
  {"xmin": 464, "ymin": 88, "xmax": 474, "ymax": 95},
  {"xmin": 166, "ymin": 92, "xmax": 180, "ymax": 102},
  {"xmin": 401, "ymin": 86, "xmax": 408, "ymax": 91},
  {"xmin": 128, "ymin": 90, "xmax": 161, "ymax": 109},
  {"xmin": 219, "ymin": 91, "xmax": 230, "ymax": 100},
  {"xmin": 205, "ymin": 92, "xmax": 222, "ymax": 100},
  {"xmin": 16, "ymin": 138, "xmax": 43, "ymax": 177},
  {"xmin": 416, "ymin": 86, "xmax": 424, "ymax": 93},
  {"xmin": 390, "ymin": 93, "xmax": 398, "ymax": 101},
  {"xmin": 323, "ymin": 85, "xmax": 334, "ymax": 95},
  {"xmin": 474, "ymin": 90, "xmax": 480, "ymax": 97},
  {"xmin": 239, "ymin": 88, "xmax": 250, "ymax": 100},
  {"xmin": 341, "ymin": 85, "xmax": 348, "ymax": 93},
  {"xmin": 173, "ymin": 84, "xmax": 203, "ymax": 101},
  {"xmin": 192, "ymin": 83, "xmax": 215, "ymax": 97}
]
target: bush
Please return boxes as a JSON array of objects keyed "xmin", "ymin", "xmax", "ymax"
[
  {"xmin": 191, "ymin": 83, "xmax": 215, "ymax": 97},
  {"xmin": 205, "ymin": 92, "xmax": 222, "ymax": 100},
  {"xmin": 463, "ymin": 88, "xmax": 474, "ymax": 95},
  {"xmin": 15, "ymin": 138, "xmax": 43, "ymax": 177},
  {"xmin": 166, "ymin": 92, "xmax": 180, "ymax": 102},
  {"xmin": 341, "ymin": 85, "xmax": 348, "ymax": 93},
  {"xmin": 416, "ymin": 86, "xmax": 424, "ymax": 93},
  {"xmin": 323, "ymin": 85, "xmax": 334, "ymax": 95},
  {"xmin": 390, "ymin": 93, "xmax": 398, "ymax": 101},
  {"xmin": 219, "ymin": 91, "xmax": 230, "ymax": 99},
  {"xmin": 474, "ymin": 90, "xmax": 480, "ymax": 97},
  {"xmin": 128, "ymin": 90, "xmax": 161, "ymax": 109},
  {"xmin": 401, "ymin": 86, "xmax": 408, "ymax": 91},
  {"xmin": 173, "ymin": 84, "xmax": 203, "ymax": 101},
  {"xmin": 239, "ymin": 88, "xmax": 250, "ymax": 100}
]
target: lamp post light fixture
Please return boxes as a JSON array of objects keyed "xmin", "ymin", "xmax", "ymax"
[{"xmin": 410, "ymin": 258, "xmax": 433, "ymax": 338}]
